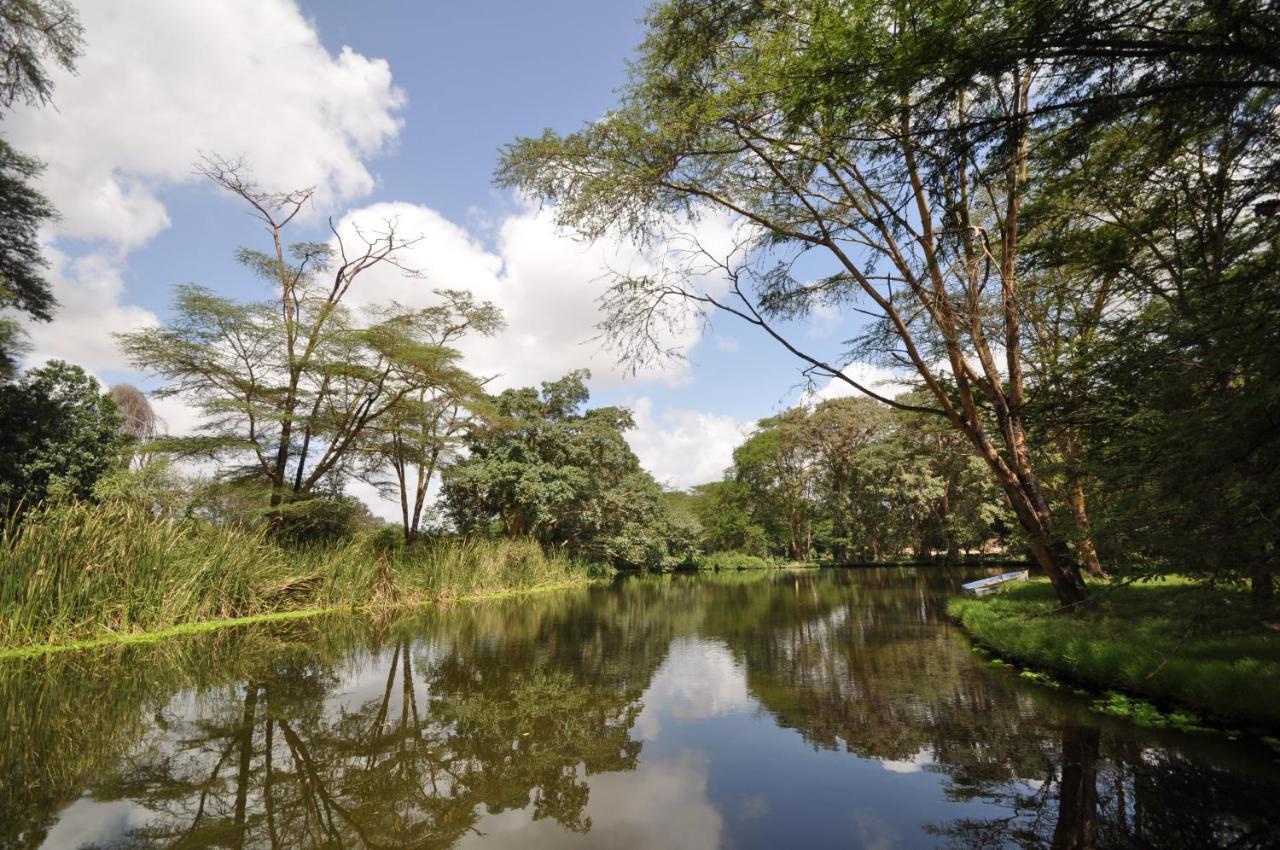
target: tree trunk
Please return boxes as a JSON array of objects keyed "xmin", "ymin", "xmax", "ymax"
[
  {"xmin": 1252, "ymin": 568, "xmax": 1274, "ymax": 610},
  {"xmin": 233, "ymin": 684, "xmax": 259, "ymax": 850},
  {"xmin": 1051, "ymin": 725, "xmax": 1100, "ymax": 850},
  {"xmin": 1067, "ymin": 474, "xmax": 1106, "ymax": 579}
]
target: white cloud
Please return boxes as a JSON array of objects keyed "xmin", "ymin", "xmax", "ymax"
[
  {"xmin": 625, "ymin": 397, "xmax": 752, "ymax": 489},
  {"xmin": 7, "ymin": 0, "xmax": 404, "ymax": 249},
  {"xmin": 335, "ymin": 201, "xmax": 742, "ymax": 392},
  {"xmin": 23, "ymin": 247, "xmax": 159, "ymax": 373},
  {"xmin": 809, "ymin": 361, "xmax": 910, "ymax": 403}
]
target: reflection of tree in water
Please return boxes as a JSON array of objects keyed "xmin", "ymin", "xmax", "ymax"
[
  {"xmin": 5, "ymin": 572, "xmax": 1280, "ymax": 850},
  {"xmin": 697, "ymin": 570, "xmax": 1280, "ymax": 850},
  {"xmin": 1, "ymin": 584, "xmax": 693, "ymax": 850}
]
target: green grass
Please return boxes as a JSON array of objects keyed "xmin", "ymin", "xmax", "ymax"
[
  {"xmin": 0, "ymin": 499, "xmax": 592, "ymax": 652},
  {"xmin": 949, "ymin": 578, "xmax": 1280, "ymax": 729}
]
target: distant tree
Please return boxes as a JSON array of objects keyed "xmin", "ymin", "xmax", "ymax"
[
  {"xmin": 687, "ymin": 479, "xmax": 771, "ymax": 558},
  {"xmin": 0, "ymin": 360, "xmax": 120, "ymax": 512},
  {"xmin": 733, "ymin": 410, "xmax": 821, "ymax": 561},
  {"xmin": 441, "ymin": 371, "xmax": 677, "ymax": 568}
]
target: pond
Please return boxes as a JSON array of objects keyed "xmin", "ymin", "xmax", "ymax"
[{"xmin": 3, "ymin": 568, "xmax": 1278, "ymax": 849}]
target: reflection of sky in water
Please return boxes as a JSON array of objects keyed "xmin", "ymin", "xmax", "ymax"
[
  {"xmin": 450, "ymin": 633, "xmax": 1018, "ymax": 850},
  {"xmin": 25, "ymin": 573, "xmax": 1280, "ymax": 849}
]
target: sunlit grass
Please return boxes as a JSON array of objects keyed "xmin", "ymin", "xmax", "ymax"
[
  {"xmin": 0, "ymin": 499, "xmax": 591, "ymax": 651},
  {"xmin": 949, "ymin": 578, "xmax": 1280, "ymax": 729}
]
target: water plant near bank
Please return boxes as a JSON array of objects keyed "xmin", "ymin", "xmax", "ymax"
[{"xmin": 0, "ymin": 499, "xmax": 590, "ymax": 652}]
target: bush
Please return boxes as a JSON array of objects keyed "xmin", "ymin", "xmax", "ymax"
[{"xmin": 692, "ymin": 551, "xmax": 777, "ymax": 570}]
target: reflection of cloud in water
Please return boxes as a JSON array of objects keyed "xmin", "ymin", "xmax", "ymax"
[
  {"xmin": 38, "ymin": 798, "xmax": 150, "ymax": 849},
  {"xmin": 850, "ymin": 810, "xmax": 902, "ymax": 850},
  {"xmin": 633, "ymin": 637, "xmax": 753, "ymax": 741},
  {"xmin": 879, "ymin": 747, "xmax": 934, "ymax": 775},
  {"xmin": 456, "ymin": 752, "xmax": 723, "ymax": 849},
  {"xmin": 738, "ymin": 795, "xmax": 769, "ymax": 821}
]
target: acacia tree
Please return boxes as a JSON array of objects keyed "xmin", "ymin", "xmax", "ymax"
[
  {"xmin": 357, "ymin": 291, "xmax": 503, "ymax": 543},
  {"xmin": 120, "ymin": 159, "xmax": 469, "ymax": 511},
  {"xmin": 500, "ymin": 0, "xmax": 1101, "ymax": 604}
]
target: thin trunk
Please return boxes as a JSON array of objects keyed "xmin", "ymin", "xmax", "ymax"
[
  {"xmin": 233, "ymin": 684, "xmax": 259, "ymax": 850},
  {"xmin": 1252, "ymin": 568, "xmax": 1274, "ymax": 610},
  {"xmin": 1067, "ymin": 474, "xmax": 1106, "ymax": 578}
]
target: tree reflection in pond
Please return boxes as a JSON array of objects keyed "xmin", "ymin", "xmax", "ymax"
[{"xmin": 3, "ymin": 571, "xmax": 1279, "ymax": 850}]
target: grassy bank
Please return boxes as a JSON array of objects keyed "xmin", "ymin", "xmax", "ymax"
[
  {"xmin": 0, "ymin": 499, "xmax": 592, "ymax": 653},
  {"xmin": 949, "ymin": 578, "xmax": 1280, "ymax": 729}
]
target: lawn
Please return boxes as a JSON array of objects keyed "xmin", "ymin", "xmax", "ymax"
[{"xmin": 948, "ymin": 577, "xmax": 1280, "ymax": 730}]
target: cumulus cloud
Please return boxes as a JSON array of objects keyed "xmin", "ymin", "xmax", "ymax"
[
  {"xmin": 23, "ymin": 247, "xmax": 159, "ymax": 373},
  {"xmin": 625, "ymin": 397, "xmax": 752, "ymax": 489},
  {"xmin": 334, "ymin": 201, "xmax": 742, "ymax": 391},
  {"xmin": 808, "ymin": 361, "xmax": 911, "ymax": 403},
  {"xmin": 7, "ymin": 0, "xmax": 404, "ymax": 249}
]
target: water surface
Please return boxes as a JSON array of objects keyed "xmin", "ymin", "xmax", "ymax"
[{"xmin": 4, "ymin": 568, "xmax": 1278, "ymax": 849}]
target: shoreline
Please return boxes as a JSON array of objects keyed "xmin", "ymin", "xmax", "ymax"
[
  {"xmin": 948, "ymin": 579, "xmax": 1280, "ymax": 733},
  {"xmin": 0, "ymin": 577, "xmax": 594, "ymax": 662}
]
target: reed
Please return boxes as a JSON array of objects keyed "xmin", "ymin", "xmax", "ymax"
[{"xmin": 0, "ymin": 499, "xmax": 590, "ymax": 650}]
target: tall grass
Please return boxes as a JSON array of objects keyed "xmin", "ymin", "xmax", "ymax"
[
  {"xmin": 949, "ymin": 578, "xmax": 1280, "ymax": 729},
  {"xmin": 0, "ymin": 499, "xmax": 589, "ymax": 650}
]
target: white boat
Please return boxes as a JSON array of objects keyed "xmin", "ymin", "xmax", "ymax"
[{"xmin": 961, "ymin": 570, "xmax": 1029, "ymax": 598}]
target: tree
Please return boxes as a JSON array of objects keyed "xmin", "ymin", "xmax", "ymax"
[
  {"xmin": 499, "ymin": 0, "xmax": 1099, "ymax": 605},
  {"xmin": 441, "ymin": 371, "xmax": 678, "ymax": 568},
  {"xmin": 120, "ymin": 158, "xmax": 470, "ymax": 516},
  {"xmin": 0, "ymin": 139, "xmax": 55, "ymax": 377},
  {"xmin": 0, "ymin": 360, "xmax": 120, "ymax": 512},
  {"xmin": 356, "ymin": 290, "xmax": 503, "ymax": 543},
  {"xmin": 0, "ymin": 0, "xmax": 82, "ymax": 374},
  {"xmin": 1058, "ymin": 89, "xmax": 1280, "ymax": 602},
  {"xmin": 733, "ymin": 410, "xmax": 821, "ymax": 561},
  {"xmin": 0, "ymin": 0, "xmax": 82, "ymax": 110}
]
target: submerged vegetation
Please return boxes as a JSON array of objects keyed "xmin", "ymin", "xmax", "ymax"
[
  {"xmin": 0, "ymin": 498, "xmax": 587, "ymax": 652},
  {"xmin": 949, "ymin": 579, "xmax": 1280, "ymax": 729}
]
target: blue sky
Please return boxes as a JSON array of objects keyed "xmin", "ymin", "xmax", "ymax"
[{"xmin": 8, "ymin": 0, "xmax": 879, "ymax": 498}]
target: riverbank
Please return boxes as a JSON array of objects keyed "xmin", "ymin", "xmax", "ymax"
[
  {"xmin": 949, "ymin": 578, "xmax": 1280, "ymax": 730},
  {"xmin": 0, "ymin": 499, "xmax": 594, "ymax": 655}
]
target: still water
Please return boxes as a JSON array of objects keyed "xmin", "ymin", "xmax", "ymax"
[{"xmin": 3, "ymin": 569, "xmax": 1279, "ymax": 849}]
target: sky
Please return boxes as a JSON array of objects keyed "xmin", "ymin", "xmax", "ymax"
[{"xmin": 7, "ymin": 0, "xmax": 889, "ymax": 512}]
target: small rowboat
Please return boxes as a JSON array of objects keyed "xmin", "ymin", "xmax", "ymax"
[{"xmin": 961, "ymin": 570, "xmax": 1029, "ymax": 598}]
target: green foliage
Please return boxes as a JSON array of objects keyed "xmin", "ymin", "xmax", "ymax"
[
  {"xmin": 441, "ymin": 371, "xmax": 685, "ymax": 569},
  {"xmin": 694, "ymin": 396, "xmax": 1012, "ymax": 563},
  {"xmin": 0, "ymin": 361, "xmax": 122, "ymax": 512},
  {"xmin": 0, "ymin": 138, "xmax": 57, "ymax": 376},
  {"xmin": 690, "ymin": 551, "xmax": 776, "ymax": 570},
  {"xmin": 950, "ymin": 579, "xmax": 1280, "ymax": 728},
  {"xmin": 0, "ymin": 497, "xmax": 590, "ymax": 650},
  {"xmin": 0, "ymin": 0, "xmax": 82, "ymax": 109}
]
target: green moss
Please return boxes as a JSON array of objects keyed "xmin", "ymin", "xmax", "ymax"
[{"xmin": 949, "ymin": 578, "xmax": 1280, "ymax": 730}]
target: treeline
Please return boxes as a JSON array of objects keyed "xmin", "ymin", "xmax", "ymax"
[
  {"xmin": 678, "ymin": 395, "xmax": 1011, "ymax": 564},
  {"xmin": 500, "ymin": 0, "xmax": 1280, "ymax": 607}
]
